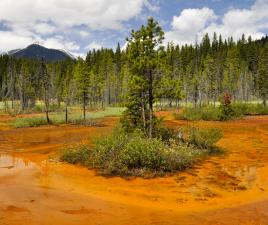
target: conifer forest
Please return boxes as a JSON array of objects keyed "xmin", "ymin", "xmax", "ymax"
[{"xmin": 1, "ymin": 22, "xmax": 268, "ymax": 114}]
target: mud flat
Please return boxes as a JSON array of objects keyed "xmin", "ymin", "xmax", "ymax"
[{"xmin": 1, "ymin": 114, "xmax": 268, "ymax": 225}]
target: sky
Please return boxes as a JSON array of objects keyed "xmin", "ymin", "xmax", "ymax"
[{"xmin": 0, "ymin": 0, "xmax": 267, "ymax": 57}]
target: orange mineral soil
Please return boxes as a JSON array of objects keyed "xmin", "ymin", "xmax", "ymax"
[{"xmin": 1, "ymin": 113, "xmax": 268, "ymax": 225}]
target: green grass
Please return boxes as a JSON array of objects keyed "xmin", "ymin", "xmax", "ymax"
[
  {"xmin": 0, "ymin": 102, "xmax": 4, "ymax": 110},
  {"xmin": 174, "ymin": 107, "xmax": 221, "ymax": 121},
  {"xmin": 12, "ymin": 107, "xmax": 125, "ymax": 128},
  {"xmin": 232, "ymin": 103, "xmax": 268, "ymax": 116},
  {"xmin": 181, "ymin": 126, "xmax": 223, "ymax": 149},
  {"xmin": 13, "ymin": 117, "xmax": 48, "ymax": 128},
  {"xmin": 174, "ymin": 103, "xmax": 268, "ymax": 121},
  {"xmin": 60, "ymin": 127, "xmax": 222, "ymax": 177}
]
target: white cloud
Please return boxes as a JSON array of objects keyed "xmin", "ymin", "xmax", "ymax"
[
  {"xmin": 166, "ymin": 0, "xmax": 268, "ymax": 45},
  {"xmin": 171, "ymin": 8, "xmax": 216, "ymax": 34},
  {"xmin": 42, "ymin": 37, "xmax": 80, "ymax": 51},
  {"xmin": 85, "ymin": 41, "xmax": 103, "ymax": 50},
  {"xmin": 0, "ymin": 0, "xmax": 153, "ymax": 30},
  {"xmin": 0, "ymin": 0, "xmax": 156, "ymax": 54},
  {"xmin": 166, "ymin": 8, "xmax": 216, "ymax": 44},
  {"xmin": 79, "ymin": 31, "xmax": 90, "ymax": 38},
  {"xmin": 0, "ymin": 30, "xmax": 79, "ymax": 53},
  {"xmin": 144, "ymin": 0, "xmax": 160, "ymax": 12},
  {"xmin": 0, "ymin": 31, "xmax": 34, "ymax": 52},
  {"xmin": 33, "ymin": 23, "xmax": 56, "ymax": 35}
]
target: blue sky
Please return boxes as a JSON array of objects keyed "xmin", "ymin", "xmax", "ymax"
[{"xmin": 0, "ymin": 0, "xmax": 267, "ymax": 57}]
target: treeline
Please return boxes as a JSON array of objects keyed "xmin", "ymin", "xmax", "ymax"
[{"xmin": 0, "ymin": 25, "xmax": 268, "ymax": 116}]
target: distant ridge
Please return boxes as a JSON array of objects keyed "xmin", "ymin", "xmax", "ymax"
[{"xmin": 8, "ymin": 44, "xmax": 75, "ymax": 62}]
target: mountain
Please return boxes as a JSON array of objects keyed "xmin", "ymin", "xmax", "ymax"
[{"xmin": 8, "ymin": 44, "xmax": 75, "ymax": 62}]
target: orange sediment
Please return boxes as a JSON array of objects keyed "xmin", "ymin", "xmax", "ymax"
[{"xmin": 0, "ymin": 113, "xmax": 268, "ymax": 225}]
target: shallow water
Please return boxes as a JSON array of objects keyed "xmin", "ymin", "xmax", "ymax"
[{"xmin": 1, "ymin": 114, "xmax": 268, "ymax": 225}]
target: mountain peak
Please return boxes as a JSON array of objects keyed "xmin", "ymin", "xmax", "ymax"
[{"xmin": 8, "ymin": 44, "xmax": 75, "ymax": 62}]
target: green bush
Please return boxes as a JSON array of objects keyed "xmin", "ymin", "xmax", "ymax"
[
  {"xmin": 181, "ymin": 127, "xmax": 223, "ymax": 149},
  {"xmin": 219, "ymin": 104, "xmax": 236, "ymax": 121},
  {"xmin": 13, "ymin": 117, "xmax": 48, "ymax": 128},
  {"xmin": 49, "ymin": 103, "xmax": 62, "ymax": 112},
  {"xmin": 232, "ymin": 103, "xmax": 250, "ymax": 116},
  {"xmin": 34, "ymin": 105, "xmax": 44, "ymax": 113},
  {"xmin": 201, "ymin": 107, "xmax": 221, "ymax": 121},
  {"xmin": 61, "ymin": 127, "xmax": 223, "ymax": 177},
  {"xmin": 92, "ymin": 130, "xmax": 168, "ymax": 175},
  {"xmin": 153, "ymin": 126, "xmax": 176, "ymax": 142},
  {"xmin": 60, "ymin": 145, "xmax": 90, "ymax": 165},
  {"xmin": 256, "ymin": 104, "xmax": 268, "ymax": 115},
  {"xmin": 232, "ymin": 103, "xmax": 268, "ymax": 116},
  {"xmin": 174, "ymin": 107, "xmax": 220, "ymax": 121},
  {"xmin": 174, "ymin": 103, "xmax": 268, "ymax": 122}
]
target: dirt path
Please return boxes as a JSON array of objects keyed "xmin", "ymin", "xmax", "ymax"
[{"xmin": 0, "ymin": 113, "xmax": 268, "ymax": 225}]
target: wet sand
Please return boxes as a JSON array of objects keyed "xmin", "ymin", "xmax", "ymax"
[{"xmin": 0, "ymin": 113, "xmax": 268, "ymax": 225}]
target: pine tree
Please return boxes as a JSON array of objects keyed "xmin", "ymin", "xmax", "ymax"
[
  {"xmin": 123, "ymin": 17, "xmax": 164, "ymax": 137},
  {"xmin": 203, "ymin": 56, "xmax": 217, "ymax": 106},
  {"xmin": 18, "ymin": 61, "xmax": 32, "ymax": 110},
  {"xmin": 74, "ymin": 58, "xmax": 90, "ymax": 120},
  {"xmin": 62, "ymin": 61, "xmax": 75, "ymax": 123},
  {"xmin": 39, "ymin": 58, "xmax": 51, "ymax": 123}
]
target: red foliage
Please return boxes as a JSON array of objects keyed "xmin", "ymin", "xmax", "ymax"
[{"xmin": 223, "ymin": 92, "xmax": 232, "ymax": 106}]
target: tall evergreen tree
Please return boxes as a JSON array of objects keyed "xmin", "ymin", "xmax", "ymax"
[
  {"xmin": 39, "ymin": 59, "xmax": 51, "ymax": 123},
  {"xmin": 124, "ymin": 17, "xmax": 164, "ymax": 137},
  {"xmin": 74, "ymin": 58, "xmax": 90, "ymax": 120}
]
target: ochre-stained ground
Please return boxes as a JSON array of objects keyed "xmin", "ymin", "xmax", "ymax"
[{"xmin": 0, "ymin": 112, "xmax": 268, "ymax": 225}]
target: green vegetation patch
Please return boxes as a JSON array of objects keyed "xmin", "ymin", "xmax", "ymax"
[
  {"xmin": 174, "ymin": 103, "xmax": 268, "ymax": 122},
  {"xmin": 60, "ymin": 127, "xmax": 223, "ymax": 177},
  {"xmin": 12, "ymin": 107, "xmax": 125, "ymax": 128},
  {"xmin": 174, "ymin": 107, "xmax": 221, "ymax": 121}
]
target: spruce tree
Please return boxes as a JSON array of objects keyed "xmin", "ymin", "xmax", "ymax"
[
  {"xmin": 39, "ymin": 58, "xmax": 51, "ymax": 123},
  {"xmin": 74, "ymin": 58, "xmax": 90, "ymax": 120},
  {"xmin": 123, "ymin": 17, "xmax": 164, "ymax": 137}
]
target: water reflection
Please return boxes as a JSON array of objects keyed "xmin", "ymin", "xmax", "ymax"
[
  {"xmin": 235, "ymin": 165, "xmax": 257, "ymax": 189},
  {"xmin": 0, "ymin": 153, "xmax": 36, "ymax": 172},
  {"xmin": 0, "ymin": 153, "xmax": 54, "ymax": 194}
]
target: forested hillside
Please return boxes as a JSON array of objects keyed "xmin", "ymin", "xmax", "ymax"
[{"xmin": 0, "ymin": 27, "xmax": 268, "ymax": 112}]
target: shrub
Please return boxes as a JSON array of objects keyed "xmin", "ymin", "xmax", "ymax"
[
  {"xmin": 219, "ymin": 102, "xmax": 268, "ymax": 120},
  {"xmin": 60, "ymin": 145, "xmax": 90, "ymax": 165},
  {"xmin": 174, "ymin": 103, "xmax": 268, "ymax": 122},
  {"xmin": 219, "ymin": 93, "xmax": 237, "ymax": 121},
  {"xmin": 232, "ymin": 103, "xmax": 268, "ymax": 115},
  {"xmin": 61, "ymin": 127, "xmax": 223, "ymax": 177},
  {"xmin": 256, "ymin": 104, "xmax": 268, "ymax": 115},
  {"xmin": 13, "ymin": 116, "xmax": 48, "ymax": 128},
  {"xmin": 49, "ymin": 103, "xmax": 62, "ymax": 112},
  {"xmin": 174, "ymin": 107, "xmax": 220, "ymax": 121},
  {"xmin": 200, "ymin": 107, "xmax": 221, "ymax": 121},
  {"xmin": 92, "ymin": 128, "xmax": 206, "ymax": 176},
  {"xmin": 181, "ymin": 127, "xmax": 223, "ymax": 149},
  {"xmin": 219, "ymin": 104, "xmax": 236, "ymax": 121},
  {"xmin": 153, "ymin": 126, "xmax": 176, "ymax": 142},
  {"xmin": 34, "ymin": 105, "xmax": 43, "ymax": 113},
  {"xmin": 92, "ymin": 130, "xmax": 169, "ymax": 175},
  {"xmin": 232, "ymin": 103, "xmax": 250, "ymax": 116}
]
